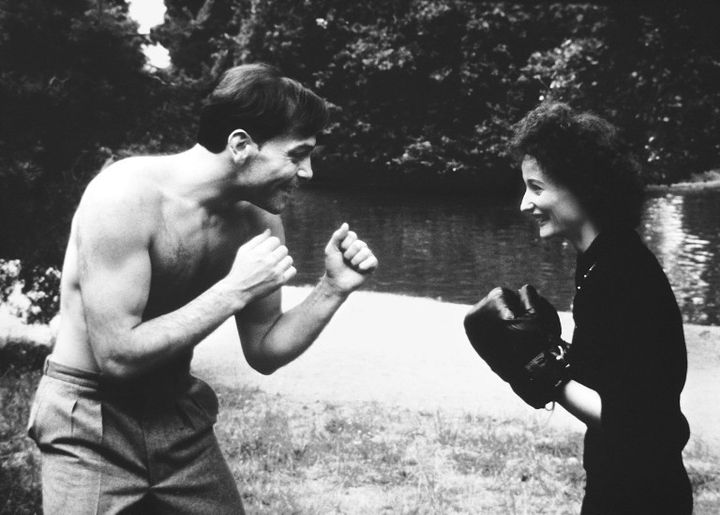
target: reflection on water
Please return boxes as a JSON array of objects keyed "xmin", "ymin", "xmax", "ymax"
[
  {"xmin": 283, "ymin": 187, "xmax": 720, "ymax": 326},
  {"xmin": 642, "ymin": 192, "xmax": 720, "ymax": 325}
]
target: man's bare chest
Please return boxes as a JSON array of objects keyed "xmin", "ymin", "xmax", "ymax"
[{"xmin": 147, "ymin": 212, "xmax": 251, "ymax": 309}]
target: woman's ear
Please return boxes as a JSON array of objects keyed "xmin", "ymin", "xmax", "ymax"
[{"xmin": 227, "ymin": 129, "xmax": 257, "ymax": 163}]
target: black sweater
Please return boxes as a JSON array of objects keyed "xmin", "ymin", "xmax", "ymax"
[{"xmin": 569, "ymin": 229, "xmax": 692, "ymax": 513}]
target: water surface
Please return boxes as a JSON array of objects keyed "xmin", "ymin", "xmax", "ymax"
[{"xmin": 283, "ymin": 187, "xmax": 720, "ymax": 326}]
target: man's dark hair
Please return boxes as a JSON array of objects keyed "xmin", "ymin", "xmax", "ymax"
[
  {"xmin": 508, "ymin": 101, "xmax": 644, "ymax": 230},
  {"xmin": 197, "ymin": 63, "xmax": 329, "ymax": 152}
]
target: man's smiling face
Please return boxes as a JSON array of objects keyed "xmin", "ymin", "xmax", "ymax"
[{"xmin": 242, "ymin": 134, "xmax": 316, "ymax": 213}]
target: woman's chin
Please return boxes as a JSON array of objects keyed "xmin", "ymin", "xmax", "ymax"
[{"xmin": 538, "ymin": 225, "xmax": 559, "ymax": 240}]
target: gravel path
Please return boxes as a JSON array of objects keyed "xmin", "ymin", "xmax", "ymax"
[{"xmin": 192, "ymin": 286, "xmax": 720, "ymax": 454}]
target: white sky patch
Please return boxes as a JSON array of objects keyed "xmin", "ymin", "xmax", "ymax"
[
  {"xmin": 128, "ymin": 0, "xmax": 166, "ymax": 33},
  {"xmin": 143, "ymin": 43, "xmax": 171, "ymax": 69},
  {"xmin": 127, "ymin": 0, "xmax": 171, "ymax": 69}
]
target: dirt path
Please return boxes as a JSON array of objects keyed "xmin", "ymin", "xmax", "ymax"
[{"xmin": 192, "ymin": 286, "xmax": 720, "ymax": 454}]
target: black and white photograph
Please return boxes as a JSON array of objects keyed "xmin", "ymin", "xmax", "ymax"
[{"xmin": 1, "ymin": 1, "xmax": 719, "ymax": 513}]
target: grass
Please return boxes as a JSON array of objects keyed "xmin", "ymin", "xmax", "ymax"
[
  {"xmin": 215, "ymin": 386, "xmax": 720, "ymax": 514},
  {"xmin": 2, "ymin": 368, "xmax": 720, "ymax": 514}
]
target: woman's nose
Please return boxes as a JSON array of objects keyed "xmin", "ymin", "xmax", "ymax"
[{"xmin": 519, "ymin": 190, "xmax": 533, "ymax": 212}]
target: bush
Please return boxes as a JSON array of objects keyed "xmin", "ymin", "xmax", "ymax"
[{"xmin": 0, "ymin": 259, "xmax": 60, "ymax": 325}]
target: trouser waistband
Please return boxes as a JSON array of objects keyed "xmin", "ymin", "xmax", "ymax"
[
  {"xmin": 44, "ymin": 357, "xmax": 102, "ymax": 388},
  {"xmin": 43, "ymin": 357, "xmax": 193, "ymax": 397}
]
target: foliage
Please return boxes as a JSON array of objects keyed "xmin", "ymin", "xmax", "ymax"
[
  {"xmin": 0, "ymin": 259, "xmax": 60, "ymax": 325},
  {"xmin": 3, "ymin": 1, "xmax": 720, "ymax": 276},
  {"xmin": 0, "ymin": 0, "xmax": 164, "ymax": 270},
  {"xmin": 522, "ymin": 4, "xmax": 720, "ymax": 184},
  {"xmin": 154, "ymin": 1, "xmax": 720, "ymax": 189}
]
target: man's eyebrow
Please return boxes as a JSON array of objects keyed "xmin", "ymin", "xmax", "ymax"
[{"xmin": 289, "ymin": 144, "xmax": 315, "ymax": 155}]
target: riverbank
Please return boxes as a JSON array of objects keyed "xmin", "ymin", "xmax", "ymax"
[
  {"xmin": 3, "ymin": 285, "xmax": 717, "ymax": 450},
  {"xmin": 647, "ymin": 170, "xmax": 720, "ymax": 193},
  {"xmin": 193, "ymin": 286, "xmax": 720, "ymax": 456},
  {"xmin": 647, "ymin": 180, "xmax": 720, "ymax": 193}
]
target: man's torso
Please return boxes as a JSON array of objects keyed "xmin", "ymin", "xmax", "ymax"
[{"xmin": 52, "ymin": 155, "xmax": 276, "ymax": 372}]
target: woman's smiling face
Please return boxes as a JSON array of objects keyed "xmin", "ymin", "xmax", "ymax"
[{"xmin": 519, "ymin": 156, "xmax": 591, "ymax": 245}]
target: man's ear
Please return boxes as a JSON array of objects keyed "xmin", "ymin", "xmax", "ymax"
[{"xmin": 227, "ymin": 129, "xmax": 257, "ymax": 163}]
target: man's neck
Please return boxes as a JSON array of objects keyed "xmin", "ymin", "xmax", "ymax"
[{"xmin": 165, "ymin": 145, "xmax": 248, "ymax": 211}]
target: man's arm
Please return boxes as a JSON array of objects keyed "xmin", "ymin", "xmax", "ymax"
[
  {"xmin": 78, "ymin": 177, "xmax": 294, "ymax": 380},
  {"xmin": 236, "ymin": 221, "xmax": 378, "ymax": 375}
]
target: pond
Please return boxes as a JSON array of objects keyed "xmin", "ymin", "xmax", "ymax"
[{"xmin": 283, "ymin": 186, "xmax": 720, "ymax": 326}]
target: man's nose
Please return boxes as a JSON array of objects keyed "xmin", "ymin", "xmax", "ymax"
[{"xmin": 297, "ymin": 157, "xmax": 313, "ymax": 179}]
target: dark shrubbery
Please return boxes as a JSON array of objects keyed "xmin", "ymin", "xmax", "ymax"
[{"xmin": 157, "ymin": 1, "xmax": 720, "ymax": 187}]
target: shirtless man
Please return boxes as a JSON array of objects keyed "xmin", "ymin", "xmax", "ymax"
[{"xmin": 27, "ymin": 63, "xmax": 378, "ymax": 514}]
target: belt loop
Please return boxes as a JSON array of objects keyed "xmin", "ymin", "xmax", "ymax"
[{"xmin": 43, "ymin": 355, "xmax": 51, "ymax": 374}]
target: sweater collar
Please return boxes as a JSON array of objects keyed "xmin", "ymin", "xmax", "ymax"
[{"xmin": 576, "ymin": 228, "xmax": 639, "ymax": 282}]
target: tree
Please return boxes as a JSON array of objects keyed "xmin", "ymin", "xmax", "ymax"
[
  {"xmin": 154, "ymin": 1, "xmax": 720, "ymax": 187},
  {"xmin": 0, "ymin": 0, "xmax": 157, "ymax": 270}
]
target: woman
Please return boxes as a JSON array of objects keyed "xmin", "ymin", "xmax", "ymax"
[{"xmin": 510, "ymin": 102, "xmax": 692, "ymax": 514}]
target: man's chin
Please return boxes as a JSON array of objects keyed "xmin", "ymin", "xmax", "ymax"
[
  {"xmin": 265, "ymin": 196, "xmax": 291, "ymax": 214},
  {"xmin": 245, "ymin": 198, "xmax": 284, "ymax": 214}
]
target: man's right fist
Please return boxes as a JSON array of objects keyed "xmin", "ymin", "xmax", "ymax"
[
  {"xmin": 322, "ymin": 223, "xmax": 378, "ymax": 294},
  {"xmin": 225, "ymin": 229, "xmax": 296, "ymax": 304}
]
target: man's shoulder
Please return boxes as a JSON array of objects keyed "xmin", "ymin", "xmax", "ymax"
[
  {"xmin": 87, "ymin": 155, "xmax": 169, "ymax": 203},
  {"xmin": 76, "ymin": 157, "xmax": 167, "ymax": 234}
]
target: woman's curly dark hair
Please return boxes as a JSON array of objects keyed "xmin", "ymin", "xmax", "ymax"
[{"xmin": 508, "ymin": 101, "xmax": 644, "ymax": 230}]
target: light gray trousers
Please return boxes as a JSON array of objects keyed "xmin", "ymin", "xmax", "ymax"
[{"xmin": 28, "ymin": 358, "xmax": 244, "ymax": 514}]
